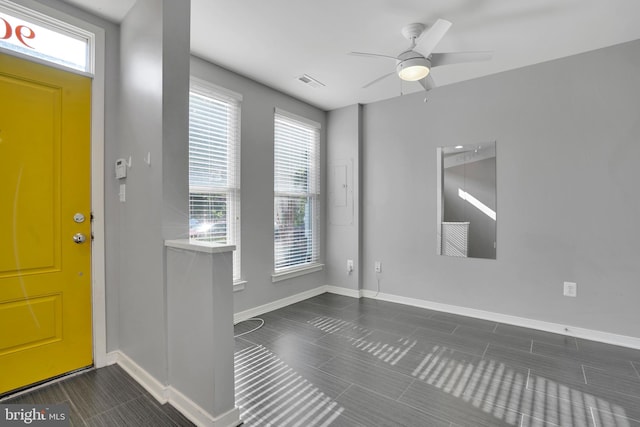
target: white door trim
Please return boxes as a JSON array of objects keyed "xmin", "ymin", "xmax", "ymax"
[
  {"xmin": 7, "ymin": 0, "xmax": 109, "ymax": 369},
  {"xmin": 89, "ymin": 23, "xmax": 107, "ymax": 369}
]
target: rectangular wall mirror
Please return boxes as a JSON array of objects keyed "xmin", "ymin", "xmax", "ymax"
[{"xmin": 437, "ymin": 141, "xmax": 496, "ymax": 259}]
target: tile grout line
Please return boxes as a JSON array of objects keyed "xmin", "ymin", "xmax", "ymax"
[
  {"xmin": 162, "ymin": 404, "xmax": 192, "ymax": 427},
  {"xmin": 331, "ymin": 383, "xmax": 354, "ymax": 402},
  {"xmin": 589, "ymin": 409, "xmax": 640, "ymax": 425},
  {"xmin": 140, "ymin": 395, "xmax": 185, "ymax": 427},
  {"xmin": 82, "ymin": 393, "xmax": 148, "ymax": 423},
  {"xmin": 448, "ymin": 365, "xmax": 566, "ymax": 427},
  {"xmin": 395, "ymin": 378, "xmax": 416, "ymax": 403},
  {"xmin": 515, "ymin": 390, "xmax": 582, "ymax": 425},
  {"xmin": 631, "ymin": 360, "xmax": 640, "ymax": 380},
  {"xmin": 58, "ymin": 381, "xmax": 89, "ymax": 427},
  {"xmin": 481, "ymin": 343, "xmax": 490, "ymax": 359},
  {"xmin": 315, "ymin": 355, "xmax": 337, "ymax": 371},
  {"xmin": 353, "ymin": 382, "xmax": 451, "ymax": 425}
]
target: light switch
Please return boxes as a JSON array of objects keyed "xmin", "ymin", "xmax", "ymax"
[{"xmin": 563, "ymin": 281, "xmax": 577, "ymax": 297}]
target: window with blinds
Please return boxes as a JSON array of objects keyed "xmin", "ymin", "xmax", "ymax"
[
  {"xmin": 189, "ymin": 78, "xmax": 241, "ymax": 282},
  {"xmin": 274, "ymin": 110, "xmax": 320, "ymax": 272}
]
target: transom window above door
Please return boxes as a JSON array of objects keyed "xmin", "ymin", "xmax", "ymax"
[{"xmin": 0, "ymin": 1, "xmax": 94, "ymax": 73}]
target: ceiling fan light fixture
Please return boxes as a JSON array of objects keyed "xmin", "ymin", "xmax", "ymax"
[{"xmin": 397, "ymin": 57, "xmax": 431, "ymax": 81}]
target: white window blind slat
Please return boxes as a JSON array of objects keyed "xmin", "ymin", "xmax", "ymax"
[
  {"xmin": 189, "ymin": 80, "xmax": 241, "ymax": 282},
  {"xmin": 274, "ymin": 112, "xmax": 320, "ymax": 271}
]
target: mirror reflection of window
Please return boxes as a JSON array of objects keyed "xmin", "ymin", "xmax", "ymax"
[{"xmin": 437, "ymin": 142, "xmax": 496, "ymax": 259}]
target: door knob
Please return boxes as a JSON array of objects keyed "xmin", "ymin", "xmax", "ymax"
[{"xmin": 73, "ymin": 233, "xmax": 87, "ymax": 244}]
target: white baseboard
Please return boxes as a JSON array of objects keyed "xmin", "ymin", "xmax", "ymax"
[
  {"xmin": 325, "ymin": 285, "xmax": 362, "ymax": 298},
  {"xmin": 356, "ymin": 289, "xmax": 640, "ymax": 351},
  {"xmin": 107, "ymin": 351, "xmax": 241, "ymax": 427},
  {"xmin": 233, "ymin": 285, "xmax": 329, "ymax": 324},
  {"xmin": 105, "ymin": 351, "xmax": 119, "ymax": 366},
  {"xmin": 108, "ymin": 351, "xmax": 168, "ymax": 404},
  {"xmin": 168, "ymin": 387, "xmax": 241, "ymax": 427}
]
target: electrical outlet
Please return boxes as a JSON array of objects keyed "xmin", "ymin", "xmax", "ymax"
[
  {"xmin": 375, "ymin": 261, "xmax": 382, "ymax": 273},
  {"xmin": 347, "ymin": 259, "xmax": 354, "ymax": 274},
  {"xmin": 563, "ymin": 281, "xmax": 577, "ymax": 297}
]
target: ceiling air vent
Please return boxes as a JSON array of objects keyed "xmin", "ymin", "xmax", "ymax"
[{"xmin": 297, "ymin": 74, "xmax": 325, "ymax": 88}]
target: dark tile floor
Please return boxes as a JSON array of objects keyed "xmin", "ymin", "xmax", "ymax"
[
  {"xmin": 234, "ymin": 293, "xmax": 640, "ymax": 427},
  {"xmin": 3, "ymin": 293, "xmax": 640, "ymax": 426},
  {"xmin": 1, "ymin": 365, "xmax": 193, "ymax": 426}
]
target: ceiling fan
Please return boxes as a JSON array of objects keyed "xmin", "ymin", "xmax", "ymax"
[{"xmin": 350, "ymin": 19, "xmax": 492, "ymax": 91}]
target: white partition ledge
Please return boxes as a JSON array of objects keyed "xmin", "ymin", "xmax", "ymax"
[{"xmin": 165, "ymin": 238, "xmax": 235, "ymax": 254}]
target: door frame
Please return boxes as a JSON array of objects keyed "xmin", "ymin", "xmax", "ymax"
[{"xmin": 4, "ymin": 0, "xmax": 109, "ymax": 369}]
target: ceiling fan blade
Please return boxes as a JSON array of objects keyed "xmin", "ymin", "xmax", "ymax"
[
  {"xmin": 418, "ymin": 75, "xmax": 436, "ymax": 91},
  {"xmin": 430, "ymin": 51, "xmax": 493, "ymax": 67},
  {"xmin": 362, "ymin": 71, "xmax": 395, "ymax": 88},
  {"xmin": 349, "ymin": 51, "xmax": 397, "ymax": 60},
  {"xmin": 416, "ymin": 19, "xmax": 452, "ymax": 57}
]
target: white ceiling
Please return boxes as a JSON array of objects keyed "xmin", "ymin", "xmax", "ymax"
[{"xmin": 63, "ymin": 0, "xmax": 640, "ymax": 111}]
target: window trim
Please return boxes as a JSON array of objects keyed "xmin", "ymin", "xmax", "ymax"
[
  {"xmin": 271, "ymin": 263, "xmax": 324, "ymax": 283},
  {"xmin": 188, "ymin": 77, "xmax": 242, "ymax": 283},
  {"xmin": 274, "ymin": 107, "xmax": 321, "ymax": 129},
  {"xmin": 273, "ymin": 108, "xmax": 321, "ymax": 275}
]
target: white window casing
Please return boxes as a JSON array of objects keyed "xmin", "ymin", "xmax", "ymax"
[
  {"xmin": 189, "ymin": 78, "xmax": 242, "ymax": 283},
  {"xmin": 273, "ymin": 109, "xmax": 321, "ymax": 276}
]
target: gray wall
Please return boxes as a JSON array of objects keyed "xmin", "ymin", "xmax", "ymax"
[
  {"xmin": 190, "ymin": 56, "xmax": 327, "ymax": 314},
  {"xmin": 116, "ymin": 0, "xmax": 190, "ymax": 381},
  {"xmin": 352, "ymin": 39, "xmax": 640, "ymax": 338},
  {"xmin": 326, "ymin": 105, "xmax": 362, "ymax": 291},
  {"xmin": 99, "ymin": 10, "xmax": 121, "ymax": 355}
]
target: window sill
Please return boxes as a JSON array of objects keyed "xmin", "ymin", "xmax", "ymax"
[
  {"xmin": 271, "ymin": 264, "xmax": 324, "ymax": 283},
  {"xmin": 233, "ymin": 280, "xmax": 247, "ymax": 292}
]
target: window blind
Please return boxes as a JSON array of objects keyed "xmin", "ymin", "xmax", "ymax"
[
  {"xmin": 274, "ymin": 111, "xmax": 320, "ymax": 271},
  {"xmin": 189, "ymin": 79, "xmax": 241, "ymax": 282}
]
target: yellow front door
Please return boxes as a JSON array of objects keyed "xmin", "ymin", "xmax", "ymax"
[{"xmin": 0, "ymin": 52, "xmax": 92, "ymax": 395}]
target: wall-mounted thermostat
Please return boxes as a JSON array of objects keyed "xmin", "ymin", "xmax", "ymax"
[{"xmin": 115, "ymin": 158, "xmax": 127, "ymax": 179}]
